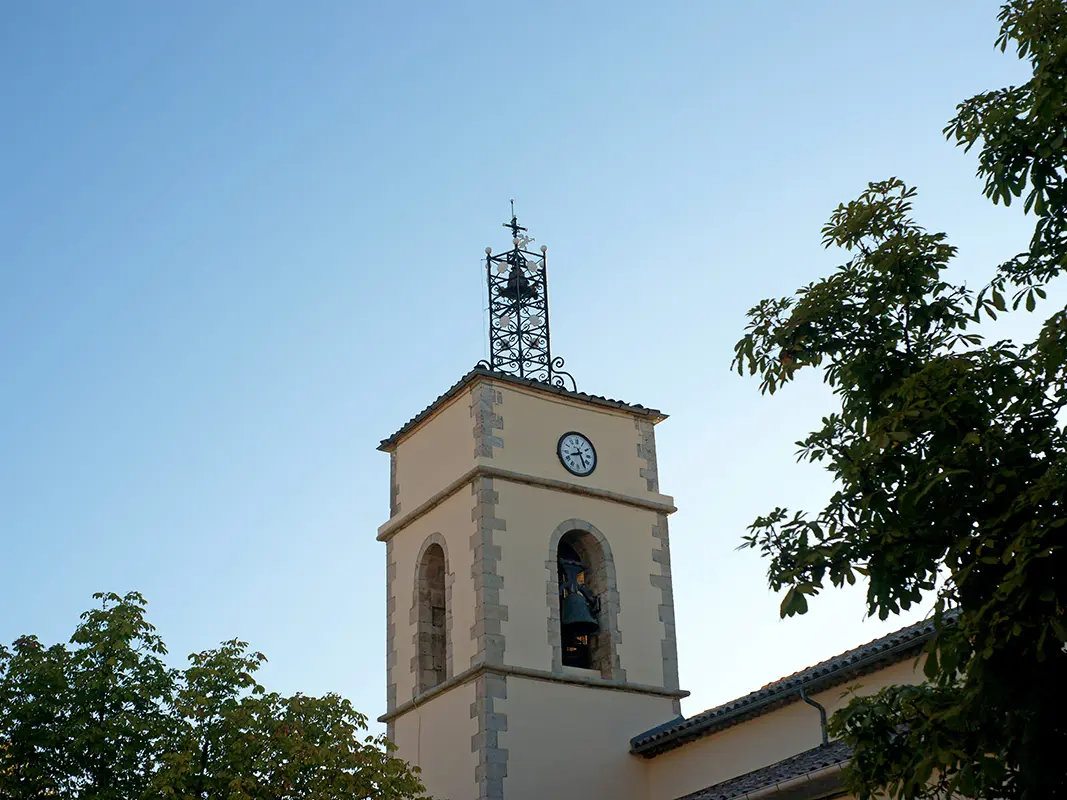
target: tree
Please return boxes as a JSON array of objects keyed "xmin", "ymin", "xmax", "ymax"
[
  {"xmin": 731, "ymin": 2, "xmax": 1067, "ymax": 799},
  {"xmin": 0, "ymin": 635, "xmax": 72, "ymax": 795},
  {"xmin": 66, "ymin": 591, "xmax": 176, "ymax": 799},
  {"xmin": 0, "ymin": 592, "xmax": 427, "ymax": 800}
]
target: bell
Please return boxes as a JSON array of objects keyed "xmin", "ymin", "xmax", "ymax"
[
  {"xmin": 498, "ymin": 264, "xmax": 538, "ymax": 302},
  {"xmin": 559, "ymin": 557, "xmax": 600, "ymax": 636},
  {"xmin": 561, "ymin": 591, "xmax": 600, "ymax": 636}
]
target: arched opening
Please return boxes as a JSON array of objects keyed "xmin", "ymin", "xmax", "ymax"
[
  {"xmin": 557, "ymin": 530, "xmax": 612, "ymax": 675},
  {"xmin": 416, "ymin": 542, "xmax": 447, "ymax": 693}
]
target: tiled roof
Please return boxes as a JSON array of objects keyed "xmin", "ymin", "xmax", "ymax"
[
  {"xmin": 378, "ymin": 366, "xmax": 666, "ymax": 450},
  {"xmin": 676, "ymin": 741, "xmax": 852, "ymax": 800},
  {"xmin": 631, "ymin": 615, "xmax": 947, "ymax": 757}
]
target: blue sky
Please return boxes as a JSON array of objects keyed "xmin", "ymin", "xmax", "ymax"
[{"xmin": 0, "ymin": 1, "xmax": 1046, "ymax": 725}]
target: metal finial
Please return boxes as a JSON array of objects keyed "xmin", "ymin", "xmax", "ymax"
[{"xmin": 503, "ymin": 199, "xmax": 527, "ymax": 240}]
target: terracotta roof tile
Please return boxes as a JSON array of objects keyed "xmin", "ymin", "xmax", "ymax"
[
  {"xmin": 378, "ymin": 366, "xmax": 666, "ymax": 450},
  {"xmin": 676, "ymin": 741, "xmax": 852, "ymax": 800},
  {"xmin": 631, "ymin": 614, "xmax": 951, "ymax": 757}
]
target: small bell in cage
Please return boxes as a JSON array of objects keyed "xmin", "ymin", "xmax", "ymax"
[{"xmin": 498, "ymin": 263, "xmax": 538, "ymax": 302}]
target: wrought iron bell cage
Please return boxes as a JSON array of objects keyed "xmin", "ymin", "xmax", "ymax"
[{"xmin": 476, "ymin": 206, "xmax": 576, "ymax": 391}]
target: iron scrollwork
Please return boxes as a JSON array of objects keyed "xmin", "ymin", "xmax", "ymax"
[{"xmin": 476, "ymin": 207, "xmax": 577, "ymax": 392}]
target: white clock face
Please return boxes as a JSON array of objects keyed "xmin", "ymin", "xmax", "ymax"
[{"xmin": 557, "ymin": 432, "xmax": 597, "ymax": 476}]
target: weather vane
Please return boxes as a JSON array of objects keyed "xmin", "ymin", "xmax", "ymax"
[{"xmin": 476, "ymin": 203, "xmax": 576, "ymax": 391}]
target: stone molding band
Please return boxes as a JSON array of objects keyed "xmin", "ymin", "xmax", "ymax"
[
  {"xmin": 377, "ymin": 465, "xmax": 676, "ymax": 542},
  {"xmin": 378, "ymin": 662, "xmax": 689, "ymax": 724}
]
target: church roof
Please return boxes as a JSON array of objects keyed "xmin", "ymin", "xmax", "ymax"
[
  {"xmin": 675, "ymin": 740, "xmax": 852, "ymax": 800},
  {"xmin": 630, "ymin": 615, "xmax": 943, "ymax": 757},
  {"xmin": 378, "ymin": 366, "xmax": 667, "ymax": 450}
]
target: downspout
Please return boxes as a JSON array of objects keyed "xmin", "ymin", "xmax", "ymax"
[
  {"xmin": 733, "ymin": 691, "xmax": 843, "ymax": 800},
  {"xmin": 798, "ymin": 688, "xmax": 829, "ymax": 746}
]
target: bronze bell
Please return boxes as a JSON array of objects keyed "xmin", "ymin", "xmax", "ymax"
[
  {"xmin": 559, "ymin": 559, "xmax": 599, "ymax": 637},
  {"xmin": 561, "ymin": 591, "xmax": 599, "ymax": 636},
  {"xmin": 498, "ymin": 264, "xmax": 538, "ymax": 302}
]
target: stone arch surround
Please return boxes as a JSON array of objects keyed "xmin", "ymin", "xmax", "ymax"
[
  {"xmin": 410, "ymin": 532, "xmax": 454, "ymax": 696},
  {"xmin": 546, "ymin": 518, "xmax": 625, "ymax": 681}
]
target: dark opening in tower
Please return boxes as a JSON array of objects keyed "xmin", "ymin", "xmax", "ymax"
[
  {"xmin": 557, "ymin": 531, "xmax": 609, "ymax": 673},
  {"xmin": 416, "ymin": 543, "xmax": 447, "ymax": 693}
]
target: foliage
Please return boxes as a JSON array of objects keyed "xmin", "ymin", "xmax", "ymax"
[
  {"xmin": 731, "ymin": 2, "xmax": 1067, "ymax": 798},
  {"xmin": 0, "ymin": 635, "xmax": 72, "ymax": 795},
  {"xmin": 0, "ymin": 592, "xmax": 426, "ymax": 800}
]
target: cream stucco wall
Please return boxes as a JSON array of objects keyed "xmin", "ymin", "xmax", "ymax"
[
  {"xmin": 644, "ymin": 657, "xmax": 926, "ymax": 800},
  {"xmin": 478, "ymin": 383, "xmax": 666, "ymax": 503},
  {"xmin": 494, "ymin": 481, "xmax": 670, "ymax": 686},
  {"xmin": 388, "ymin": 489, "xmax": 477, "ymax": 705},
  {"xmin": 379, "ymin": 374, "xmax": 935, "ymax": 800},
  {"xmin": 393, "ymin": 389, "xmax": 475, "ymax": 516},
  {"xmin": 382, "ymin": 373, "xmax": 680, "ymax": 800},
  {"xmin": 379, "ymin": 374, "xmax": 938, "ymax": 800},
  {"xmin": 499, "ymin": 676, "xmax": 677, "ymax": 800},
  {"xmin": 391, "ymin": 679, "xmax": 479, "ymax": 800}
]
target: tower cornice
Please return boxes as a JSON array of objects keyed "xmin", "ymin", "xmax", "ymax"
[
  {"xmin": 378, "ymin": 661, "xmax": 689, "ymax": 725},
  {"xmin": 376, "ymin": 462, "xmax": 677, "ymax": 542},
  {"xmin": 378, "ymin": 367, "xmax": 667, "ymax": 453}
]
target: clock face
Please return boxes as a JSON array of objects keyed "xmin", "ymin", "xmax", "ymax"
[{"xmin": 557, "ymin": 431, "xmax": 597, "ymax": 476}]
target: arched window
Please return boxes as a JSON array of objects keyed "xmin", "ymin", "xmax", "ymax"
[
  {"xmin": 415, "ymin": 542, "xmax": 447, "ymax": 694},
  {"xmin": 556, "ymin": 529, "xmax": 614, "ymax": 675}
]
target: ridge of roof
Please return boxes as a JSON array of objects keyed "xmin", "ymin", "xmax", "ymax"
[
  {"xmin": 675, "ymin": 740, "xmax": 852, "ymax": 800},
  {"xmin": 631, "ymin": 614, "xmax": 949, "ymax": 758},
  {"xmin": 378, "ymin": 366, "xmax": 666, "ymax": 451}
]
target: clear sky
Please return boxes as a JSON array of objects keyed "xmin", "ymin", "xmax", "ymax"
[{"xmin": 0, "ymin": 1, "xmax": 1046, "ymax": 727}]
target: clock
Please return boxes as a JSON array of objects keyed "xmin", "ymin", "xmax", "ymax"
[{"xmin": 557, "ymin": 431, "xmax": 597, "ymax": 477}]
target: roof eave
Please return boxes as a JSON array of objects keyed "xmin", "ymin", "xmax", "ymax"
[
  {"xmin": 673, "ymin": 741, "xmax": 853, "ymax": 800},
  {"xmin": 378, "ymin": 366, "xmax": 667, "ymax": 451},
  {"xmin": 630, "ymin": 618, "xmax": 948, "ymax": 758}
]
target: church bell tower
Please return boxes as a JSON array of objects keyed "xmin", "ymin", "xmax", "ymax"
[{"xmin": 377, "ymin": 211, "xmax": 685, "ymax": 800}]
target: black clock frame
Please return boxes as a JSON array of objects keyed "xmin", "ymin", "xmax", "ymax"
[{"xmin": 556, "ymin": 431, "xmax": 597, "ymax": 477}]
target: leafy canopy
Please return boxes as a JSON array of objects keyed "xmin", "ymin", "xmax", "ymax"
[
  {"xmin": 732, "ymin": 2, "xmax": 1067, "ymax": 799},
  {"xmin": 0, "ymin": 592, "xmax": 427, "ymax": 800}
]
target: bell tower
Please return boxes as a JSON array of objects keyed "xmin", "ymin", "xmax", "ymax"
[{"xmin": 378, "ymin": 212, "xmax": 685, "ymax": 800}]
